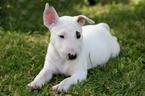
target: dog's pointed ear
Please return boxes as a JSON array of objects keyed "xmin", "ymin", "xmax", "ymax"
[
  {"xmin": 43, "ymin": 3, "xmax": 59, "ymax": 28},
  {"xmin": 75, "ymin": 15, "xmax": 95, "ymax": 26}
]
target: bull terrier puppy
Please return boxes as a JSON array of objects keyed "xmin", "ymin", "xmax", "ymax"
[{"xmin": 28, "ymin": 3, "xmax": 120, "ymax": 92}]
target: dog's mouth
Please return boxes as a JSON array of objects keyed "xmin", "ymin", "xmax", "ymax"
[{"xmin": 67, "ymin": 54, "xmax": 77, "ymax": 60}]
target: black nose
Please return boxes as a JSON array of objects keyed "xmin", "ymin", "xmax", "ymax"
[{"xmin": 68, "ymin": 53, "xmax": 77, "ymax": 60}]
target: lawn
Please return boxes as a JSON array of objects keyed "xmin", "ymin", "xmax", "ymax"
[{"xmin": 0, "ymin": 0, "xmax": 145, "ymax": 96}]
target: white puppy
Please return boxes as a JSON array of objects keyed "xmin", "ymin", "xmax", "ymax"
[{"xmin": 28, "ymin": 3, "xmax": 120, "ymax": 92}]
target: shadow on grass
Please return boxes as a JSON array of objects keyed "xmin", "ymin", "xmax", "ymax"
[
  {"xmin": 96, "ymin": 0, "xmax": 130, "ymax": 5},
  {"xmin": 0, "ymin": 0, "xmax": 139, "ymax": 32},
  {"xmin": 0, "ymin": 0, "xmax": 84, "ymax": 32}
]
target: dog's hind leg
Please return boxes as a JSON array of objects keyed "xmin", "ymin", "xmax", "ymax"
[{"xmin": 111, "ymin": 36, "xmax": 120, "ymax": 58}]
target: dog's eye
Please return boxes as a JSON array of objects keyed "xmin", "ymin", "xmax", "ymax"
[
  {"xmin": 59, "ymin": 35, "xmax": 64, "ymax": 39},
  {"xmin": 76, "ymin": 31, "xmax": 81, "ymax": 39}
]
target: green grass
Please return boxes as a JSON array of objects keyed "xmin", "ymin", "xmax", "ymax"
[{"xmin": 0, "ymin": 0, "xmax": 145, "ymax": 96}]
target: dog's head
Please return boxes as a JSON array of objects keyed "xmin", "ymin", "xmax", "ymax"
[{"xmin": 43, "ymin": 3, "xmax": 95, "ymax": 60}]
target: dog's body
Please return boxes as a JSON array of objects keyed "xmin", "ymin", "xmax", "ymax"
[{"xmin": 28, "ymin": 3, "xmax": 120, "ymax": 92}]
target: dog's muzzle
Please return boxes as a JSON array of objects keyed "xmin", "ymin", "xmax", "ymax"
[{"xmin": 68, "ymin": 53, "xmax": 77, "ymax": 60}]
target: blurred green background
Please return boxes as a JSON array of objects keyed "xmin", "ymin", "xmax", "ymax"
[
  {"xmin": 1, "ymin": 0, "xmax": 144, "ymax": 32},
  {"xmin": 0, "ymin": 0, "xmax": 84, "ymax": 32}
]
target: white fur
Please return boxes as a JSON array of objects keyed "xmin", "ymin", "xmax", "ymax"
[{"xmin": 27, "ymin": 3, "xmax": 120, "ymax": 92}]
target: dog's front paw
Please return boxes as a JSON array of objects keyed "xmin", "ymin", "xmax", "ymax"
[
  {"xmin": 52, "ymin": 83, "xmax": 68, "ymax": 93},
  {"xmin": 27, "ymin": 81, "xmax": 42, "ymax": 91}
]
